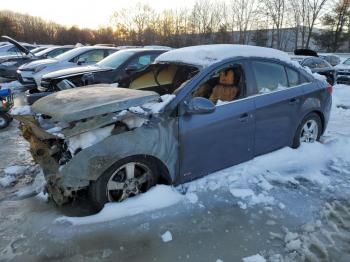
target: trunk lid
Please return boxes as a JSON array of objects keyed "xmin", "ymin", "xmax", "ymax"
[{"xmin": 2, "ymin": 35, "xmax": 31, "ymax": 55}]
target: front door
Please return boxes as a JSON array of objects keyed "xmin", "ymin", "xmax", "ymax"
[{"xmin": 178, "ymin": 62, "xmax": 255, "ymax": 183}]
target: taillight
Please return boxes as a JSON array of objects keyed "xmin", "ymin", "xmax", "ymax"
[
  {"xmin": 326, "ymin": 84, "xmax": 333, "ymax": 94},
  {"xmin": 1, "ymin": 100, "xmax": 7, "ymax": 108}
]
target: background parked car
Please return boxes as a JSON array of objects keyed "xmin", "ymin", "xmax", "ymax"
[
  {"xmin": 17, "ymin": 46, "xmax": 118, "ymax": 88},
  {"xmin": 0, "ymin": 37, "xmax": 74, "ymax": 81},
  {"xmin": 319, "ymin": 54, "xmax": 341, "ymax": 66},
  {"xmin": 25, "ymin": 48, "xmax": 170, "ymax": 104},
  {"xmin": 0, "ymin": 40, "xmax": 36, "ymax": 56},
  {"xmin": 335, "ymin": 57, "xmax": 350, "ymax": 85},
  {"xmin": 291, "ymin": 56, "xmax": 336, "ymax": 85}
]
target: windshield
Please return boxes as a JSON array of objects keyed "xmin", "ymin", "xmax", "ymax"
[
  {"xmin": 55, "ymin": 47, "xmax": 87, "ymax": 61},
  {"xmin": 35, "ymin": 47, "xmax": 55, "ymax": 57},
  {"xmin": 343, "ymin": 58, "xmax": 350, "ymax": 65},
  {"xmin": 97, "ymin": 50, "xmax": 136, "ymax": 69}
]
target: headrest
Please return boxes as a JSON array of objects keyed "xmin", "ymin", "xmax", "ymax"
[{"xmin": 219, "ymin": 70, "xmax": 235, "ymax": 85}]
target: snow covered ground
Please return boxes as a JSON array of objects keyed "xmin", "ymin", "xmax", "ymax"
[{"xmin": 0, "ymin": 85, "xmax": 350, "ymax": 261}]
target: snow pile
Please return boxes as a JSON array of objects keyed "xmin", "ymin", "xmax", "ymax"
[
  {"xmin": 15, "ymin": 170, "xmax": 46, "ymax": 199},
  {"xmin": 332, "ymin": 84, "xmax": 350, "ymax": 107},
  {"xmin": 242, "ymin": 254, "xmax": 266, "ymax": 262},
  {"xmin": 4, "ymin": 165, "xmax": 29, "ymax": 177},
  {"xmin": 156, "ymin": 44, "xmax": 292, "ymax": 68},
  {"xmin": 0, "ymin": 165, "xmax": 37, "ymax": 188},
  {"xmin": 10, "ymin": 105, "xmax": 32, "ymax": 115},
  {"xmin": 55, "ymin": 185, "xmax": 184, "ymax": 225},
  {"xmin": 161, "ymin": 230, "xmax": 173, "ymax": 242},
  {"xmin": 122, "ymin": 115, "xmax": 148, "ymax": 129},
  {"xmin": 181, "ymin": 140, "xmax": 333, "ymax": 210},
  {"xmin": 68, "ymin": 125, "xmax": 114, "ymax": 155},
  {"xmin": 185, "ymin": 192, "xmax": 199, "ymax": 204},
  {"xmin": 142, "ymin": 94, "xmax": 175, "ymax": 113}
]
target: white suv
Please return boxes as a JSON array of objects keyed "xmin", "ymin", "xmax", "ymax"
[{"xmin": 17, "ymin": 46, "xmax": 118, "ymax": 88}]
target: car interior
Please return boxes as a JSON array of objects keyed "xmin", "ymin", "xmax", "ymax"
[
  {"xmin": 192, "ymin": 64, "xmax": 245, "ymax": 105},
  {"xmin": 125, "ymin": 64, "xmax": 199, "ymax": 95}
]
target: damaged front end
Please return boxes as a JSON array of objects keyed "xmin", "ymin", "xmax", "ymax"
[{"xmin": 15, "ymin": 86, "xmax": 174, "ymax": 205}]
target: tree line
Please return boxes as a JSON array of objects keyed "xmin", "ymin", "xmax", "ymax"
[{"xmin": 1, "ymin": 0, "xmax": 350, "ymax": 52}]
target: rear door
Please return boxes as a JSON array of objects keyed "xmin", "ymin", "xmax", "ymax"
[{"xmin": 251, "ymin": 60, "xmax": 305, "ymax": 155}]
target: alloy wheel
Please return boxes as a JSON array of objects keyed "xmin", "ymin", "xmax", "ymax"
[
  {"xmin": 106, "ymin": 162, "xmax": 152, "ymax": 202},
  {"xmin": 300, "ymin": 119, "xmax": 319, "ymax": 143}
]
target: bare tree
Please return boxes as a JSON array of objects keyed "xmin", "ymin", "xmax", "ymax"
[
  {"xmin": 262, "ymin": 0, "xmax": 286, "ymax": 48},
  {"xmin": 305, "ymin": 0, "xmax": 329, "ymax": 47},
  {"xmin": 231, "ymin": 0, "xmax": 259, "ymax": 44}
]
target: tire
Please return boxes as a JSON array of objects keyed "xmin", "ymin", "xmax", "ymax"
[
  {"xmin": 0, "ymin": 113, "xmax": 10, "ymax": 129},
  {"xmin": 89, "ymin": 156, "xmax": 159, "ymax": 210},
  {"xmin": 292, "ymin": 112, "xmax": 322, "ymax": 148}
]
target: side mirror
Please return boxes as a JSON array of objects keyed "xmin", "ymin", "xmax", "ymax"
[
  {"xmin": 186, "ymin": 97, "xmax": 215, "ymax": 115},
  {"xmin": 125, "ymin": 65, "xmax": 138, "ymax": 74},
  {"xmin": 77, "ymin": 57, "xmax": 86, "ymax": 65}
]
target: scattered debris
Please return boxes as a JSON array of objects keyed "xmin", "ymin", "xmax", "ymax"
[{"xmin": 161, "ymin": 230, "xmax": 173, "ymax": 243}]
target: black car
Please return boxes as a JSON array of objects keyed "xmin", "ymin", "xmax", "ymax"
[
  {"xmin": 0, "ymin": 36, "xmax": 74, "ymax": 82},
  {"xmin": 26, "ymin": 48, "xmax": 169, "ymax": 104},
  {"xmin": 292, "ymin": 56, "xmax": 336, "ymax": 85}
]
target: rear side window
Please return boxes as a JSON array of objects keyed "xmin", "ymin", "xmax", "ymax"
[
  {"xmin": 286, "ymin": 67, "xmax": 299, "ymax": 87},
  {"xmin": 286, "ymin": 67, "xmax": 310, "ymax": 86},
  {"xmin": 252, "ymin": 61, "xmax": 288, "ymax": 94}
]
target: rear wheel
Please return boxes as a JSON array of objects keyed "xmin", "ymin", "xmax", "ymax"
[
  {"xmin": 89, "ymin": 156, "xmax": 158, "ymax": 210},
  {"xmin": 0, "ymin": 113, "xmax": 10, "ymax": 129},
  {"xmin": 292, "ymin": 113, "xmax": 322, "ymax": 148}
]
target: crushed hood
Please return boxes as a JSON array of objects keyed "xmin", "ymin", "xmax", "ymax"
[
  {"xmin": 32, "ymin": 85, "xmax": 159, "ymax": 122},
  {"xmin": 2, "ymin": 36, "xmax": 30, "ymax": 55},
  {"xmin": 20, "ymin": 58, "xmax": 57, "ymax": 70}
]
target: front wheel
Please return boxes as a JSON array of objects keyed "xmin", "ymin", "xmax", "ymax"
[
  {"xmin": 89, "ymin": 156, "xmax": 158, "ymax": 210},
  {"xmin": 292, "ymin": 113, "xmax": 322, "ymax": 148}
]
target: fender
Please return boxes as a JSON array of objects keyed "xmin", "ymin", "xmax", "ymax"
[{"xmin": 59, "ymin": 117, "xmax": 179, "ymax": 188}]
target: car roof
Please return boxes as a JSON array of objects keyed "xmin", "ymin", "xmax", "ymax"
[
  {"xmin": 83, "ymin": 46, "xmax": 118, "ymax": 50},
  {"xmin": 155, "ymin": 44, "xmax": 292, "ymax": 67},
  {"xmin": 118, "ymin": 48, "xmax": 169, "ymax": 53}
]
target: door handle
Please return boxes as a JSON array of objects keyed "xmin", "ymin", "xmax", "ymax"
[
  {"xmin": 289, "ymin": 98, "xmax": 299, "ymax": 105},
  {"xmin": 239, "ymin": 113, "xmax": 249, "ymax": 122}
]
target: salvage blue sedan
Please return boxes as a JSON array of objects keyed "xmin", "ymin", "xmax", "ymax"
[{"xmin": 16, "ymin": 45, "xmax": 332, "ymax": 209}]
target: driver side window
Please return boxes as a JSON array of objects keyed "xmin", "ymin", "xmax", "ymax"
[{"xmin": 192, "ymin": 63, "xmax": 246, "ymax": 106}]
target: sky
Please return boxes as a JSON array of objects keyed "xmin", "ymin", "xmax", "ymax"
[{"xmin": 0, "ymin": 0, "xmax": 195, "ymax": 29}]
